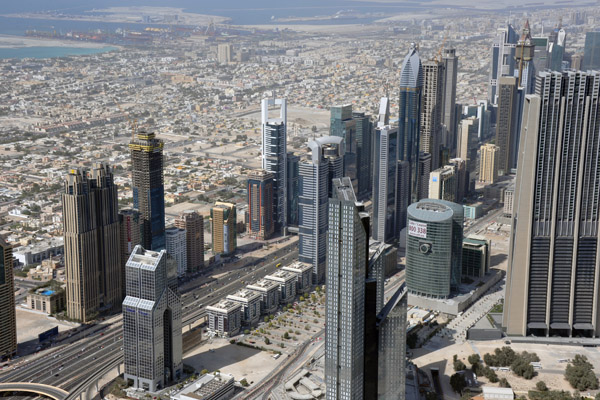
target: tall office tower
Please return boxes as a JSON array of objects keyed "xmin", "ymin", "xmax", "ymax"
[
  {"xmin": 373, "ymin": 124, "xmax": 399, "ymax": 243},
  {"xmin": 325, "ymin": 177, "xmax": 368, "ymax": 400},
  {"xmin": 441, "ymin": 48, "xmax": 458, "ymax": 152},
  {"xmin": 0, "ymin": 237, "xmax": 16, "ymax": 360},
  {"xmin": 488, "ymin": 24, "xmax": 518, "ymax": 105},
  {"xmin": 130, "ymin": 130, "xmax": 165, "ymax": 251},
  {"xmin": 352, "ymin": 111, "xmax": 373, "ymax": 201},
  {"xmin": 514, "ymin": 20, "xmax": 536, "ymax": 94},
  {"xmin": 504, "ymin": 70, "xmax": 600, "ymax": 338},
  {"xmin": 286, "ymin": 152, "xmax": 300, "ymax": 227},
  {"xmin": 217, "ymin": 43, "xmax": 233, "ymax": 63},
  {"xmin": 418, "ymin": 153, "xmax": 432, "ymax": 201},
  {"xmin": 479, "ymin": 144, "xmax": 499, "ymax": 183},
  {"xmin": 63, "ymin": 165, "xmax": 120, "ymax": 322},
  {"xmin": 330, "ymin": 105, "xmax": 358, "ymax": 194},
  {"xmin": 119, "ymin": 209, "xmax": 142, "ymax": 300},
  {"xmin": 420, "ymin": 60, "xmax": 444, "ymax": 170},
  {"xmin": 429, "ymin": 165, "xmax": 456, "ymax": 202},
  {"xmin": 368, "ymin": 241, "xmax": 397, "ymax": 314},
  {"xmin": 448, "ymin": 158, "xmax": 467, "ymax": 203},
  {"xmin": 399, "ymin": 43, "xmax": 423, "ymax": 204},
  {"xmin": 571, "ymin": 53, "xmax": 584, "ymax": 71},
  {"xmin": 457, "ymin": 117, "xmax": 479, "ymax": 174},
  {"xmin": 299, "ymin": 137, "xmax": 344, "ymax": 283},
  {"xmin": 582, "ymin": 31, "xmax": 600, "ymax": 70},
  {"xmin": 396, "ymin": 161, "xmax": 410, "ymax": 232},
  {"xmin": 261, "ymin": 98, "xmax": 287, "ymax": 234},
  {"xmin": 547, "ymin": 26, "xmax": 566, "ymax": 71},
  {"xmin": 210, "ymin": 202, "xmax": 237, "ymax": 256},
  {"xmin": 123, "ymin": 246, "xmax": 182, "ymax": 391},
  {"xmin": 165, "ymin": 227, "xmax": 187, "ymax": 277},
  {"xmin": 462, "ymin": 100, "xmax": 492, "ymax": 141},
  {"xmin": 174, "ymin": 210, "xmax": 204, "ymax": 274},
  {"xmin": 246, "ymin": 169, "xmax": 275, "ymax": 240},
  {"xmin": 495, "ymin": 76, "xmax": 519, "ymax": 176},
  {"xmin": 406, "ymin": 199, "xmax": 464, "ymax": 298},
  {"xmin": 532, "ymin": 36, "xmax": 549, "ymax": 73}
]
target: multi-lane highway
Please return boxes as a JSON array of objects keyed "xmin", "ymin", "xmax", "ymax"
[{"xmin": 0, "ymin": 241, "xmax": 298, "ymax": 398}]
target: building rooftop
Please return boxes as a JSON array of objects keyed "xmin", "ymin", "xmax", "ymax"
[
  {"xmin": 206, "ymin": 299, "xmax": 242, "ymax": 313},
  {"xmin": 265, "ymin": 270, "xmax": 296, "ymax": 281},
  {"xmin": 226, "ymin": 289, "xmax": 261, "ymax": 302},
  {"xmin": 247, "ymin": 279, "xmax": 279, "ymax": 291},
  {"xmin": 173, "ymin": 373, "xmax": 234, "ymax": 400},
  {"xmin": 282, "ymin": 261, "xmax": 313, "ymax": 273}
]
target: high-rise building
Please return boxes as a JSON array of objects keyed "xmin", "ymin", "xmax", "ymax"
[
  {"xmin": 479, "ymin": 144, "xmax": 499, "ymax": 183},
  {"xmin": 63, "ymin": 164, "xmax": 120, "ymax": 322},
  {"xmin": 429, "ymin": 165, "xmax": 456, "ymax": 202},
  {"xmin": 457, "ymin": 117, "xmax": 479, "ymax": 174},
  {"xmin": 174, "ymin": 210, "xmax": 204, "ymax": 274},
  {"xmin": 165, "ymin": 227, "xmax": 187, "ymax": 277},
  {"xmin": 488, "ymin": 24, "xmax": 518, "ymax": 105},
  {"xmin": 399, "ymin": 44, "xmax": 423, "ymax": 204},
  {"xmin": 368, "ymin": 241, "xmax": 397, "ymax": 314},
  {"xmin": 286, "ymin": 152, "xmax": 300, "ymax": 227},
  {"xmin": 406, "ymin": 199, "xmax": 463, "ymax": 298},
  {"xmin": 463, "ymin": 100, "xmax": 492, "ymax": 141},
  {"xmin": 210, "ymin": 202, "xmax": 237, "ymax": 256},
  {"xmin": 325, "ymin": 177, "xmax": 368, "ymax": 400},
  {"xmin": 217, "ymin": 43, "xmax": 233, "ymax": 64},
  {"xmin": 299, "ymin": 137, "xmax": 344, "ymax": 283},
  {"xmin": 352, "ymin": 111, "xmax": 373, "ymax": 201},
  {"xmin": 420, "ymin": 60, "xmax": 444, "ymax": 170},
  {"xmin": 504, "ymin": 70, "xmax": 600, "ymax": 338},
  {"xmin": 0, "ymin": 237, "xmax": 16, "ymax": 360},
  {"xmin": 123, "ymin": 246, "xmax": 182, "ymax": 391},
  {"xmin": 532, "ymin": 36, "xmax": 549, "ymax": 73},
  {"xmin": 418, "ymin": 153, "xmax": 432, "ymax": 201},
  {"xmin": 130, "ymin": 131, "xmax": 165, "ymax": 251},
  {"xmin": 462, "ymin": 237, "xmax": 491, "ymax": 279},
  {"xmin": 330, "ymin": 105, "xmax": 358, "ymax": 194},
  {"xmin": 119, "ymin": 209, "xmax": 142, "ymax": 300},
  {"xmin": 495, "ymin": 76, "xmax": 519, "ymax": 176},
  {"xmin": 547, "ymin": 26, "xmax": 566, "ymax": 71},
  {"xmin": 582, "ymin": 31, "xmax": 600, "ymax": 70},
  {"xmin": 441, "ymin": 48, "xmax": 458, "ymax": 153},
  {"xmin": 514, "ymin": 20, "xmax": 536, "ymax": 94},
  {"xmin": 262, "ymin": 98, "xmax": 287, "ymax": 234},
  {"xmin": 448, "ymin": 158, "xmax": 467, "ymax": 203},
  {"xmin": 246, "ymin": 169, "xmax": 275, "ymax": 240},
  {"xmin": 396, "ymin": 161, "xmax": 410, "ymax": 232},
  {"xmin": 373, "ymin": 124, "xmax": 399, "ymax": 243}
]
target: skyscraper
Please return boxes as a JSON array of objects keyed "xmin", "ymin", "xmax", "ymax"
[
  {"xmin": 479, "ymin": 143, "xmax": 499, "ymax": 183},
  {"xmin": 495, "ymin": 76, "xmax": 519, "ymax": 176},
  {"xmin": 325, "ymin": 177, "xmax": 368, "ymax": 400},
  {"xmin": 299, "ymin": 137, "xmax": 344, "ymax": 283},
  {"xmin": 210, "ymin": 202, "xmax": 237, "ymax": 256},
  {"xmin": 0, "ymin": 237, "xmax": 16, "ymax": 360},
  {"xmin": 247, "ymin": 169, "xmax": 275, "ymax": 240},
  {"xmin": 165, "ymin": 227, "xmax": 187, "ymax": 277},
  {"xmin": 119, "ymin": 209, "xmax": 142, "ymax": 300},
  {"xmin": 429, "ymin": 165, "xmax": 456, "ymax": 202},
  {"xmin": 514, "ymin": 20, "xmax": 536, "ymax": 94},
  {"xmin": 262, "ymin": 98, "xmax": 287, "ymax": 234},
  {"xmin": 582, "ymin": 31, "xmax": 600, "ymax": 70},
  {"xmin": 418, "ymin": 153, "xmax": 432, "ymax": 201},
  {"xmin": 441, "ymin": 48, "xmax": 458, "ymax": 152},
  {"xmin": 330, "ymin": 105, "xmax": 358, "ymax": 194},
  {"xmin": 286, "ymin": 152, "xmax": 300, "ymax": 227},
  {"xmin": 488, "ymin": 24, "xmax": 518, "ymax": 105},
  {"xmin": 130, "ymin": 131, "xmax": 165, "ymax": 251},
  {"xmin": 174, "ymin": 210, "xmax": 204, "ymax": 274},
  {"xmin": 399, "ymin": 43, "xmax": 423, "ymax": 204},
  {"xmin": 547, "ymin": 26, "xmax": 566, "ymax": 71},
  {"xmin": 421, "ymin": 60, "xmax": 444, "ymax": 170},
  {"xmin": 457, "ymin": 117, "xmax": 479, "ymax": 175},
  {"xmin": 63, "ymin": 164, "xmax": 120, "ymax": 322},
  {"xmin": 123, "ymin": 246, "xmax": 182, "ymax": 391},
  {"xmin": 352, "ymin": 111, "xmax": 373, "ymax": 201},
  {"xmin": 373, "ymin": 123, "xmax": 399, "ymax": 243},
  {"xmin": 504, "ymin": 71, "xmax": 600, "ymax": 338},
  {"xmin": 396, "ymin": 161, "xmax": 410, "ymax": 232},
  {"xmin": 449, "ymin": 158, "xmax": 467, "ymax": 203}
]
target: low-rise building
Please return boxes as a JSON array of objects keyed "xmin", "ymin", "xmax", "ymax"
[
  {"xmin": 246, "ymin": 279, "xmax": 279, "ymax": 315},
  {"xmin": 462, "ymin": 237, "xmax": 491, "ymax": 278},
  {"xmin": 282, "ymin": 261, "xmax": 313, "ymax": 295},
  {"xmin": 206, "ymin": 300, "xmax": 242, "ymax": 337},
  {"xmin": 226, "ymin": 289, "xmax": 261, "ymax": 326},
  {"xmin": 27, "ymin": 288, "xmax": 66, "ymax": 314},
  {"xmin": 265, "ymin": 270, "xmax": 297, "ymax": 304},
  {"xmin": 171, "ymin": 372, "xmax": 235, "ymax": 400},
  {"xmin": 13, "ymin": 237, "xmax": 64, "ymax": 267}
]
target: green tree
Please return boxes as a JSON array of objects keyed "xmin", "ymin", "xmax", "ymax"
[
  {"xmin": 565, "ymin": 355, "xmax": 599, "ymax": 391},
  {"xmin": 468, "ymin": 354, "xmax": 480, "ymax": 365},
  {"xmin": 454, "ymin": 359, "xmax": 467, "ymax": 372},
  {"xmin": 283, "ymin": 332, "xmax": 290, "ymax": 340},
  {"xmin": 536, "ymin": 381, "xmax": 548, "ymax": 391},
  {"xmin": 450, "ymin": 373, "xmax": 467, "ymax": 393},
  {"xmin": 499, "ymin": 378, "xmax": 511, "ymax": 388},
  {"xmin": 264, "ymin": 337, "xmax": 271, "ymax": 345}
]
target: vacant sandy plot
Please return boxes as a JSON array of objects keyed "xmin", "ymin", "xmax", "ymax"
[
  {"xmin": 184, "ymin": 337, "xmax": 285, "ymax": 386},
  {"xmin": 16, "ymin": 308, "xmax": 78, "ymax": 344}
]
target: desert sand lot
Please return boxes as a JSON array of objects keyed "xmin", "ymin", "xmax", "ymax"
[{"xmin": 16, "ymin": 308, "xmax": 78, "ymax": 344}]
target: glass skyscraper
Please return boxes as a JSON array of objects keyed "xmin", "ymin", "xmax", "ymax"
[{"xmin": 373, "ymin": 124, "xmax": 399, "ymax": 243}]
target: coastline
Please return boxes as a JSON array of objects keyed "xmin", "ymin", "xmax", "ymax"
[{"xmin": 0, "ymin": 34, "xmax": 122, "ymax": 49}]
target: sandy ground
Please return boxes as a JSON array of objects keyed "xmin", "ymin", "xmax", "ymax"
[
  {"xmin": 183, "ymin": 337, "xmax": 285, "ymax": 386},
  {"xmin": 0, "ymin": 35, "xmax": 118, "ymax": 49},
  {"xmin": 16, "ymin": 307, "xmax": 78, "ymax": 344}
]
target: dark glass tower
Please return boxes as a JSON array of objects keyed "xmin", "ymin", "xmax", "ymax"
[
  {"xmin": 330, "ymin": 105, "xmax": 358, "ymax": 194},
  {"xmin": 130, "ymin": 131, "xmax": 165, "ymax": 251},
  {"xmin": 352, "ymin": 111, "xmax": 373, "ymax": 201},
  {"xmin": 583, "ymin": 31, "xmax": 600, "ymax": 70}
]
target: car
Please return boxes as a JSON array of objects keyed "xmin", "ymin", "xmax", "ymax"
[{"xmin": 55, "ymin": 374, "xmax": 60, "ymax": 377}]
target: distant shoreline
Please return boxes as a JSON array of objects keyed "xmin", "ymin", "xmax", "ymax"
[{"xmin": 0, "ymin": 34, "xmax": 122, "ymax": 49}]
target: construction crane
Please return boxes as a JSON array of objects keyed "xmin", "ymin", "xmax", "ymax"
[
  {"xmin": 436, "ymin": 32, "xmax": 448, "ymax": 62},
  {"xmin": 114, "ymin": 98, "xmax": 137, "ymax": 140}
]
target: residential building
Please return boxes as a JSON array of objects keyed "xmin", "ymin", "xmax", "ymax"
[
  {"xmin": 119, "ymin": 209, "xmax": 142, "ymax": 300},
  {"xmin": 504, "ymin": 71, "xmax": 600, "ymax": 338},
  {"xmin": 495, "ymin": 76, "xmax": 518, "ymax": 176},
  {"xmin": 262, "ymin": 98, "xmax": 287, "ymax": 234},
  {"xmin": 457, "ymin": 117, "xmax": 479, "ymax": 174},
  {"xmin": 282, "ymin": 261, "xmax": 314, "ymax": 295},
  {"xmin": 420, "ymin": 60, "xmax": 444, "ymax": 170},
  {"xmin": 246, "ymin": 279, "xmax": 279, "ymax": 315},
  {"xmin": 582, "ymin": 31, "xmax": 600, "ymax": 70},
  {"xmin": 488, "ymin": 24, "xmax": 518, "ymax": 105},
  {"xmin": 503, "ymin": 185, "xmax": 514, "ymax": 217},
  {"xmin": 123, "ymin": 246, "xmax": 182, "ymax": 392},
  {"xmin": 226, "ymin": 289, "xmax": 261, "ymax": 326},
  {"xmin": 28, "ymin": 287, "xmax": 66, "ymax": 315},
  {"xmin": 429, "ymin": 165, "xmax": 456, "ymax": 202},
  {"xmin": 63, "ymin": 164, "xmax": 120, "ymax": 322},
  {"xmin": 210, "ymin": 202, "xmax": 236, "ymax": 256},
  {"xmin": 165, "ymin": 227, "xmax": 187, "ymax": 277},
  {"xmin": 448, "ymin": 158, "xmax": 467, "ymax": 202},
  {"xmin": 246, "ymin": 169, "xmax": 274, "ymax": 240},
  {"xmin": 130, "ymin": 130, "xmax": 166, "ymax": 251},
  {"xmin": 462, "ymin": 237, "xmax": 491, "ymax": 279},
  {"xmin": 265, "ymin": 270, "xmax": 297, "ymax": 304},
  {"xmin": 217, "ymin": 43, "xmax": 233, "ymax": 64},
  {"xmin": 0, "ymin": 237, "xmax": 16, "ymax": 359},
  {"xmin": 325, "ymin": 177, "xmax": 369, "ymax": 400},
  {"xmin": 441, "ymin": 48, "xmax": 458, "ymax": 152},
  {"xmin": 479, "ymin": 144, "xmax": 499, "ymax": 183},
  {"xmin": 174, "ymin": 210, "xmax": 204, "ymax": 274},
  {"xmin": 206, "ymin": 300, "xmax": 242, "ymax": 337}
]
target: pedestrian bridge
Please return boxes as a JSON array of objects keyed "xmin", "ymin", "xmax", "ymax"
[{"xmin": 0, "ymin": 382, "xmax": 69, "ymax": 400}]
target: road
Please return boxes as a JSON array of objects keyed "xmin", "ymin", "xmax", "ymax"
[{"xmin": 0, "ymin": 240, "xmax": 299, "ymax": 397}]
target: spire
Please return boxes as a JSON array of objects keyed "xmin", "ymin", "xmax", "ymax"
[{"xmin": 520, "ymin": 19, "xmax": 531, "ymax": 42}]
